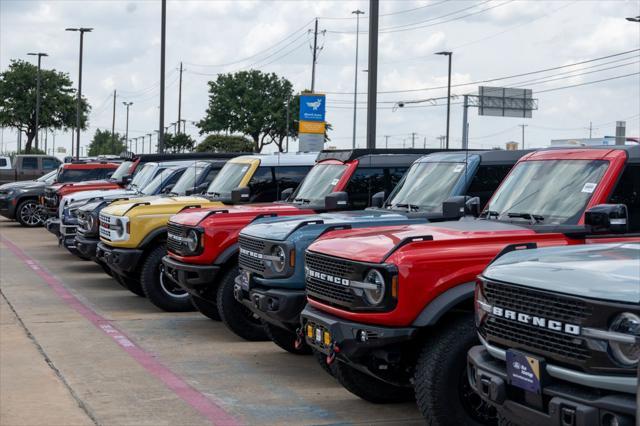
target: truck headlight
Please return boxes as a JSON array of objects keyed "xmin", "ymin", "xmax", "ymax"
[
  {"xmin": 86, "ymin": 214, "xmax": 96, "ymax": 232},
  {"xmin": 185, "ymin": 229, "xmax": 200, "ymax": 253},
  {"xmin": 608, "ymin": 312, "xmax": 640, "ymax": 367},
  {"xmin": 271, "ymin": 245, "xmax": 286, "ymax": 273},
  {"xmin": 363, "ymin": 269, "xmax": 385, "ymax": 305},
  {"xmin": 111, "ymin": 218, "xmax": 127, "ymax": 237}
]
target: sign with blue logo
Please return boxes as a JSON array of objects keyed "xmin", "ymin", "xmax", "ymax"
[
  {"xmin": 299, "ymin": 94, "xmax": 326, "ymax": 122},
  {"xmin": 506, "ymin": 349, "xmax": 545, "ymax": 394}
]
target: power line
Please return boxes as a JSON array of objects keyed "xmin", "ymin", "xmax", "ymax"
[{"xmin": 318, "ymin": 0, "xmax": 451, "ymax": 20}]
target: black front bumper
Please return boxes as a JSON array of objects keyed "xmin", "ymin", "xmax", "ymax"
[
  {"xmin": 233, "ymin": 275, "xmax": 306, "ymax": 332},
  {"xmin": 45, "ymin": 218, "xmax": 60, "ymax": 237},
  {"xmin": 75, "ymin": 234, "xmax": 99, "ymax": 259},
  {"xmin": 467, "ymin": 345, "xmax": 637, "ymax": 426},
  {"xmin": 96, "ymin": 242, "xmax": 144, "ymax": 276},
  {"xmin": 0, "ymin": 198, "xmax": 16, "ymax": 219},
  {"xmin": 161, "ymin": 255, "xmax": 220, "ymax": 300}
]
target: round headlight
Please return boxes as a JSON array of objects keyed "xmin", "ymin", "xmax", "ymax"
[
  {"xmin": 609, "ymin": 312, "xmax": 640, "ymax": 367},
  {"xmin": 87, "ymin": 214, "xmax": 96, "ymax": 232},
  {"xmin": 271, "ymin": 245, "xmax": 286, "ymax": 272},
  {"xmin": 363, "ymin": 269, "xmax": 385, "ymax": 306},
  {"xmin": 186, "ymin": 229, "xmax": 199, "ymax": 253}
]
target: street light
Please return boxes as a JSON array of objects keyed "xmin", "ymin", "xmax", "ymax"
[
  {"xmin": 626, "ymin": 16, "xmax": 640, "ymax": 22},
  {"xmin": 435, "ymin": 51, "xmax": 452, "ymax": 149},
  {"xmin": 351, "ymin": 9, "xmax": 365, "ymax": 149},
  {"xmin": 66, "ymin": 27, "xmax": 93, "ymax": 159},
  {"xmin": 122, "ymin": 101, "xmax": 133, "ymax": 151},
  {"xmin": 27, "ymin": 52, "xmax": 48, "ymax": 152}
]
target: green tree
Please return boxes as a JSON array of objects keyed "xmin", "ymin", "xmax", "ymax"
[
  {"xmin": 87, "ymin": 129, "xmax": 126, "ymax": 156},
  {"xmin": 196, "ymin": 134, "xmax": 254, "ymax": 153},
  {"xmin": 0, "ymin": 60, "xmax": 90, "ymax": 153},
  {"xmin": 164, "ymin": 133, "xmax": 195, "ymax": 153},
  {"xmin": 197, "ymin": 70, "xmax": 300, "ymax": 152}
]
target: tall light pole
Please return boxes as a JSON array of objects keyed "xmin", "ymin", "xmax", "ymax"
[
  {"xmin": 366, "ymin": 0, "xmax": 379, "ymax": 149},
  {"xmin": 27, "ymin": 52, "xmax": 48, "ymax": 152},
  {"xmin": 158, "ymin": 0, "xmax": 167, "ymax": 153},
  {"xmin": 519, "ymin": 124, "xmax": 527, "ymax": 149},
  {"xmin": 351, "ymin": 9, "xmax": 364, "ymax": 149},
  {"xmin": 435, "ymin": 51, "xmax": 452, "ymax": 149},
  {"xmin": 122, "ymin": 101, "xmax": 133, "ymax": 151},
  {"xmin": 66, "ymin": 27, "xmax": 93, "ymax": 159}
]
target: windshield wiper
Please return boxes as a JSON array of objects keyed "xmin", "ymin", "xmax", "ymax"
[
  {"xmin": 394, "ymin": 203, "xmax": 420, "ymax": 212},
  {"xmin": 207, "ymin": 191, "xmax": 221, "ymax": 198},
  {"xmin": 507, "ymin": 212, "xmax": 545, "ymax": 224},
  {"xmin": 293, "ymin": 197, "xmax": 311, "ymax": 204},
  {"xmin": 481, "ymin": 210, "xmax": 500, "ymax": 219}
]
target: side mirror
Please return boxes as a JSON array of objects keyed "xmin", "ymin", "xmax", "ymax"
[
  {"xmin": 585, "ymin": 204, "xmax": 628, "ymax": 233},
  {"xmin": 371, "ymin": 191, "xmax": 385, "ymax": 208},
  {"xmin": 162, "ymin": 184, "xmax": 175, "ymax": 194},
  {"xmin": 121, "ymin": 174, "xmax": 132, "ymax": 185},
  {"xmin": 280, "ymin": 187, "xmax": 294, "ymax": 201},
  {"xmin": 231, "ymin": 187, "xmax": 251, "ymax": 203},
  {"xmin": 324, "ymin": 191, "xmax": 349, "ymax": 211},
  {"xmin": 442, "ymin": 196, "xmax": 468, "ymax": 219},
  {"xmin": 465, "ymin": 197, "xmax": 481, "ymax": 218}
]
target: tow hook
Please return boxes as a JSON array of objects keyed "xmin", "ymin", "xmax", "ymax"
[
  {"xmin": 294, "ymin": 327, "xmax": 304, "ymax": 350},
  {"xmin": 326, "ymin": 343, "xmax": 340, "ymax": 365}
]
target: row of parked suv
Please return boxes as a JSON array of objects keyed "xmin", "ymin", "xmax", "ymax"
[{"xmin": 16, "ymin": 145, "xmax": 639, "ymax": 425}]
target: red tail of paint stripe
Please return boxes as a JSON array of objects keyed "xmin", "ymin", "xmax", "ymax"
[{"xmin": 1, "ymin": 236, "xmax": 242, "ymax": 426}]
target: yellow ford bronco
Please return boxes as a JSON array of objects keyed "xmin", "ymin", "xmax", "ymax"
[{"xmin": 96, "ymin": 153, "xmax": 316, "ymax": 311}]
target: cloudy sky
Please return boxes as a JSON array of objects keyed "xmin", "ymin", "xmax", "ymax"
[{"xmin": 1, "ymin": 0, "xmax": 639, "ymax": 155}]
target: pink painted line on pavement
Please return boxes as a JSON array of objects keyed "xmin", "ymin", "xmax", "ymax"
[{"xmin": 1, "ymin": 236, "xmax": 241, "ymax": 426}]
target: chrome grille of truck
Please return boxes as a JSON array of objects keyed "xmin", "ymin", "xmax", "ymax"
[
  {"xmin": 305, "ymin": 252, "xmax": 355, "ymax": 307},
  {"xmin": 479, "ymin": 280, "xmax": 591, "ymax": 363},
  {"xmin": 238, "ymin": 235, "xmax": 266, "ymax": 273}
]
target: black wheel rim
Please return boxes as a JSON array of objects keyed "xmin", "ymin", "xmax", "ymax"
[
  {"xmin": 459, "ymin": 366, "xmax": 497, "ymax": 425},
  {"xmin": 20, "ymin": 201, "xmax": 43, "ymax": 226},
  {"xmin": 158, "ymin": 264, "xmax": 188, "ymax": 298}
]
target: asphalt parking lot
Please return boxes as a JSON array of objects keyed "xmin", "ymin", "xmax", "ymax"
[{"xmin": 0, "ymin": 218, "xmax": 423, "ymax": 426}]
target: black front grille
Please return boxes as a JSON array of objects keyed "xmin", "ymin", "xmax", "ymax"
[
  {"xmin": 305, "ymin": 252, "xmax": 356, "ymax": 308},
  {"xmin": 167, "ymin": 222, "xmax": 188, "ymax": 254},
  {"xmin": 238, "ymin": 235, "xmax": 266, "ymax": 273},
  {"xmin": 480, "ymin": 280, "xmax": 592, "ymax": 365}
]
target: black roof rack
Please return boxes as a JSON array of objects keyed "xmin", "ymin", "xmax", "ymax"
[
  {"xmin": 119, "ymin": 151, "xmax": 253, "ymax": 162},
  {"xmin": 316, "ymin": 148, "xmax": 482, "ymax": 163}
]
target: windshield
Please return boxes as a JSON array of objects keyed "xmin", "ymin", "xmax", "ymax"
[
  {"xmin": 387, "ymin": 162, "xmax": 466, "ymax": 211},
  {"xmin": 141, "ymin": 168, "xmax": 178, "ymax": 195},
  {"xmin": 171, "ymin": 165, "xmax": 207, "ymax": 195},
  {"xmin": 291, "ymin": 163, "xmax": 347, "ymax": 204},
  {"xmin": 485, "ymin": 159, "xmax": 609, "ymax": 225},
  {"xmin": 37, "ymin": 170, "xmax": 58, "ymax": 183},
  {"xmin": 207, "ymin": 162, "xmax": 253, "ymax": 195},
  {"xmin": 129, "ymin": 163, "xmax": 156, "ymax": 190},
  {"xmin": 110, "ymin": 161, "xmax": 133, "ymax": 180}
]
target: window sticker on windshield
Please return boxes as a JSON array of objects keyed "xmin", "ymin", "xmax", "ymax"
[
  {"xmin": 581, "ymin": 182, "xmax": 597, "ymax": 193},
  {"xmin": 331, "ymin": 178, "xmax": 339, "ymax": 186},
  {"xmin": 453, "ymin": 164, "xmax": 465, "ymax": 173}
]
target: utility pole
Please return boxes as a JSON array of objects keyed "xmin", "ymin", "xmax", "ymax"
[
  {"xmin": 123, "ymin": 102, "xmax": 133, "ymax": 150},
  {"xmin": 437, "ymin": 135, "xmax": 446, "ymax": 148},
  {"xmin": 351, "ymin": 9, "xmax": 364, "ymax": 149},
  {"xmin": 17, "ymin": 131, "xmax": 22, "ymax": 153},
  {"xmin": 66, "ymin": 27, "xmax": 93, "ymax": 160},
  {"xmin": 519, "ymin": 124, "xmax": 527, "ymax": 149},
  {"xmin": 435, "ymin": 51, "xmax": 453, "ymax": 149},
  {"xmin": 158, "ymin": 0, "xmax": 167, "ymax": 153},
  {"xmin": 147, "ymin": 133, "xmax": 153, "ymax": 154},
  {"xmin": 462, "ymin": 95, "xmax": 470, "ymax": 149},
  {"xmin": 27, "ymin": 52, "xmax": 47, "ymax": 151},
  {"xmin": 589, "ymin": 121, "xmax": 593, "ymax": 138},
  {"xmin": 44, "ymin": 128, "xmax": 48, "ymax": 154},
  {"xmin": 384, "ymin": 135, "xmax": 389, "ymax": 148},
  {"xmin": 52, "ymin": 131, "xmax": 56, "ymax": 154},
  {"xmin": 423, "ymin": 136, "xmax": 427, "ymax": 148},
  {"xmin": 411, "ymin": 132, "xmax": 416, "ymax": 148},
  {"xmin": 285, "ymin": 97, "xmax": 290, "ymax": 153},
  {"xmin": 111, "ymin": 89, "xmax": 117, "ymax": 152},
  {"xmin": 177, "ymin": 62, "xmax": 183, "ymax": 133},
  {"xmin": 366, "ymin": 0, "xmax": 379, "ymax": 149},
  {"xmin": 311, "ymin": 18, "xmax": 319, "ymax": 92}
]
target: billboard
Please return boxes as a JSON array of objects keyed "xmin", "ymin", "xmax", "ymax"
[
  {"xmin": 478, "ymin": 87, "xmax": 535, "ymax": 118},
  {"xmin": 299, "ymin": 94, "xmax": 326, "ymax": 122}
]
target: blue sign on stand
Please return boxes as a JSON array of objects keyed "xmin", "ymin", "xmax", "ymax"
[{"xmin": 299, "ymin": 94, "xmax": 326, "ymax": 122}]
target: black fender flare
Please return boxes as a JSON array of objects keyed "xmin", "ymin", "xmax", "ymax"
[
  {"xmin": 213, "ymin": 243, "xmax": 239, "ymax": 267},
  {"xmin": 411, "ymin": 282, "xmax": 475, "ymax": 327},
  {"xmin": 140, "ymin": 227, "xmax": 167, "ymax": 248}
]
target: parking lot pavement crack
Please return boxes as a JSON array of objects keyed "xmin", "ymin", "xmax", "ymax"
[{"xmin": 0, "ymin": 289, "xmax": 101, "ymax": 426}]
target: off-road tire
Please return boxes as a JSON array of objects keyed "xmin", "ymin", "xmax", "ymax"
[
  {"xmin": 335, "ymin": 361, "xmax": 414, "ymax": 403},
  {"xmin": 217, "ymin": 266, "xmax": 269, "ymax": 341},
  {"xmin": 141, "ymin": 245, "xmax": 194, "ymax": 312},
  {"xmin": 312, "ymin": 349, "xmax": 337, "ymax": 377},
  {"xmin": 115, "ymin": 273, "xmax": 145, "ymax": 297},
  {"xmin": 191, "ymin": 295, "xmax": 221, "ymax": 321},
  {"xmin": 414, "ymin": 314, "xmax": 496, "ymax": 426},
  {"xmin": 264, "ymin": 323, "xmax": 311, "ymax": 355},
  {"xmin": 16, "ymin": 199, "xmax": 43, "ymax": 227}
]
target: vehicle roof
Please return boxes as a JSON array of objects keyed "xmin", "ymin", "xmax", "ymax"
[
  {"xmin": 416, "ymin": 150, "xmax": 532, "ymax": 165},
  {"xmin": 527, "ymin": 144, "xmax": 639, "ymax": 163},
  {"xmin": 119, "ymin": 151, "xmax": 251, "ymax": 162},
  {"xmin": 230, "ymin": 152, "xmax": 319, "ymax": 166},
  {"xmin": 317, "ymin": 148, "xmax": 468, "ymax": 163}
]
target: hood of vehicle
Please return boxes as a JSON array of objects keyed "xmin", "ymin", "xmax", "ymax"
[
  {"xmin": 308, "ymin": 219, "xmax": 533, "ymax": 263},
  {"xmin": 170, "ymin": 202, "xmax": 308, "ymax": 227},
  {"xmin": 241, "ymin": 210, "xmax": 411, "ymax": 241},
  {"xmin": 0, "ymin": 180, "xmax": 43, "ymax": 191},
  {"xmin": 484, "ymin": 243, "xmax": 640, "ymax": 304},
  {"xmin": 100, "ymin": 195, "xmax": 213, "ymax": 217},
  {"xmin": 65, "ymin": 188, "xmax": 137, "ymax": 204}
]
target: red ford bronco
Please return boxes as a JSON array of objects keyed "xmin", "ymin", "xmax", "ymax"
[{"xmin": 300, "ymin": 145, "xmax": 640, "ymax": 425}]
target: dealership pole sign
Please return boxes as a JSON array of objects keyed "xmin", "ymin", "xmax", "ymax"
[{"xmin": 299, "ymin": 94, "xmax": 326, "ymax": 152}]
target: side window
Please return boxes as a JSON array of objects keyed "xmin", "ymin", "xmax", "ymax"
[
  {"xmin": 97, "ymin": 168, "xmax": 114, "ymax": 179},
  {"xmin": 42, "ymin": 158, "xmax": 59, "ymax": 170},
  {"xmin": 345, "ymin": 167, "xmax": 386, "ymax": 209},
  {"xmin": 467, "ymin": 165, "xmax": 513, "ymax": 208},
  {"xmin": 201, "ymin": 167, "xmax": 220, "ymax": 186},
  {"xmin": 0, "ymin": 158, "xmax": 8, "ymax": 167},
  {"xmin": 22, "ymin": 157, "xmax": 38, "ymax": 170},
  {"xmin": 165, "ymin": 170, "xmax": 184, "ymax": 186},
  {"xmin": 388, "ymin": 167, "xmax": 407, "ymax": 190},
  {"xmin": 248, "ymin": 166, "xmax": 276, "ymax": 202},
  {"xmin": 275, "ymin": 166, "xmax": 312, "ymax": 197},
  {"xmin": 609, "ymin": 164, "xmax": 640, "ymax": 232}
]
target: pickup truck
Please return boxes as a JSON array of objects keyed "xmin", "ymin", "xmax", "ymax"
[
  {"xmin": 0, "ymin": 155, "xmax": 61, "ymax": 185},
  {"xmin": 96, "ymin": 152, "xmax": 317, "ymax": 308},
  {"xmin": 162, "ymin": 149, "xmax": 442, "ymax": 339},
  {"xmin": 233, "ymin": 149, "xmax": 528, "ymax": 352},
  {"xmin": 300, "ymin": 145, "xmax": 640, "ymax": 425},
  {"xmin": 469, "ymin": 243, "xmax": 638, "ymax": 426}
]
